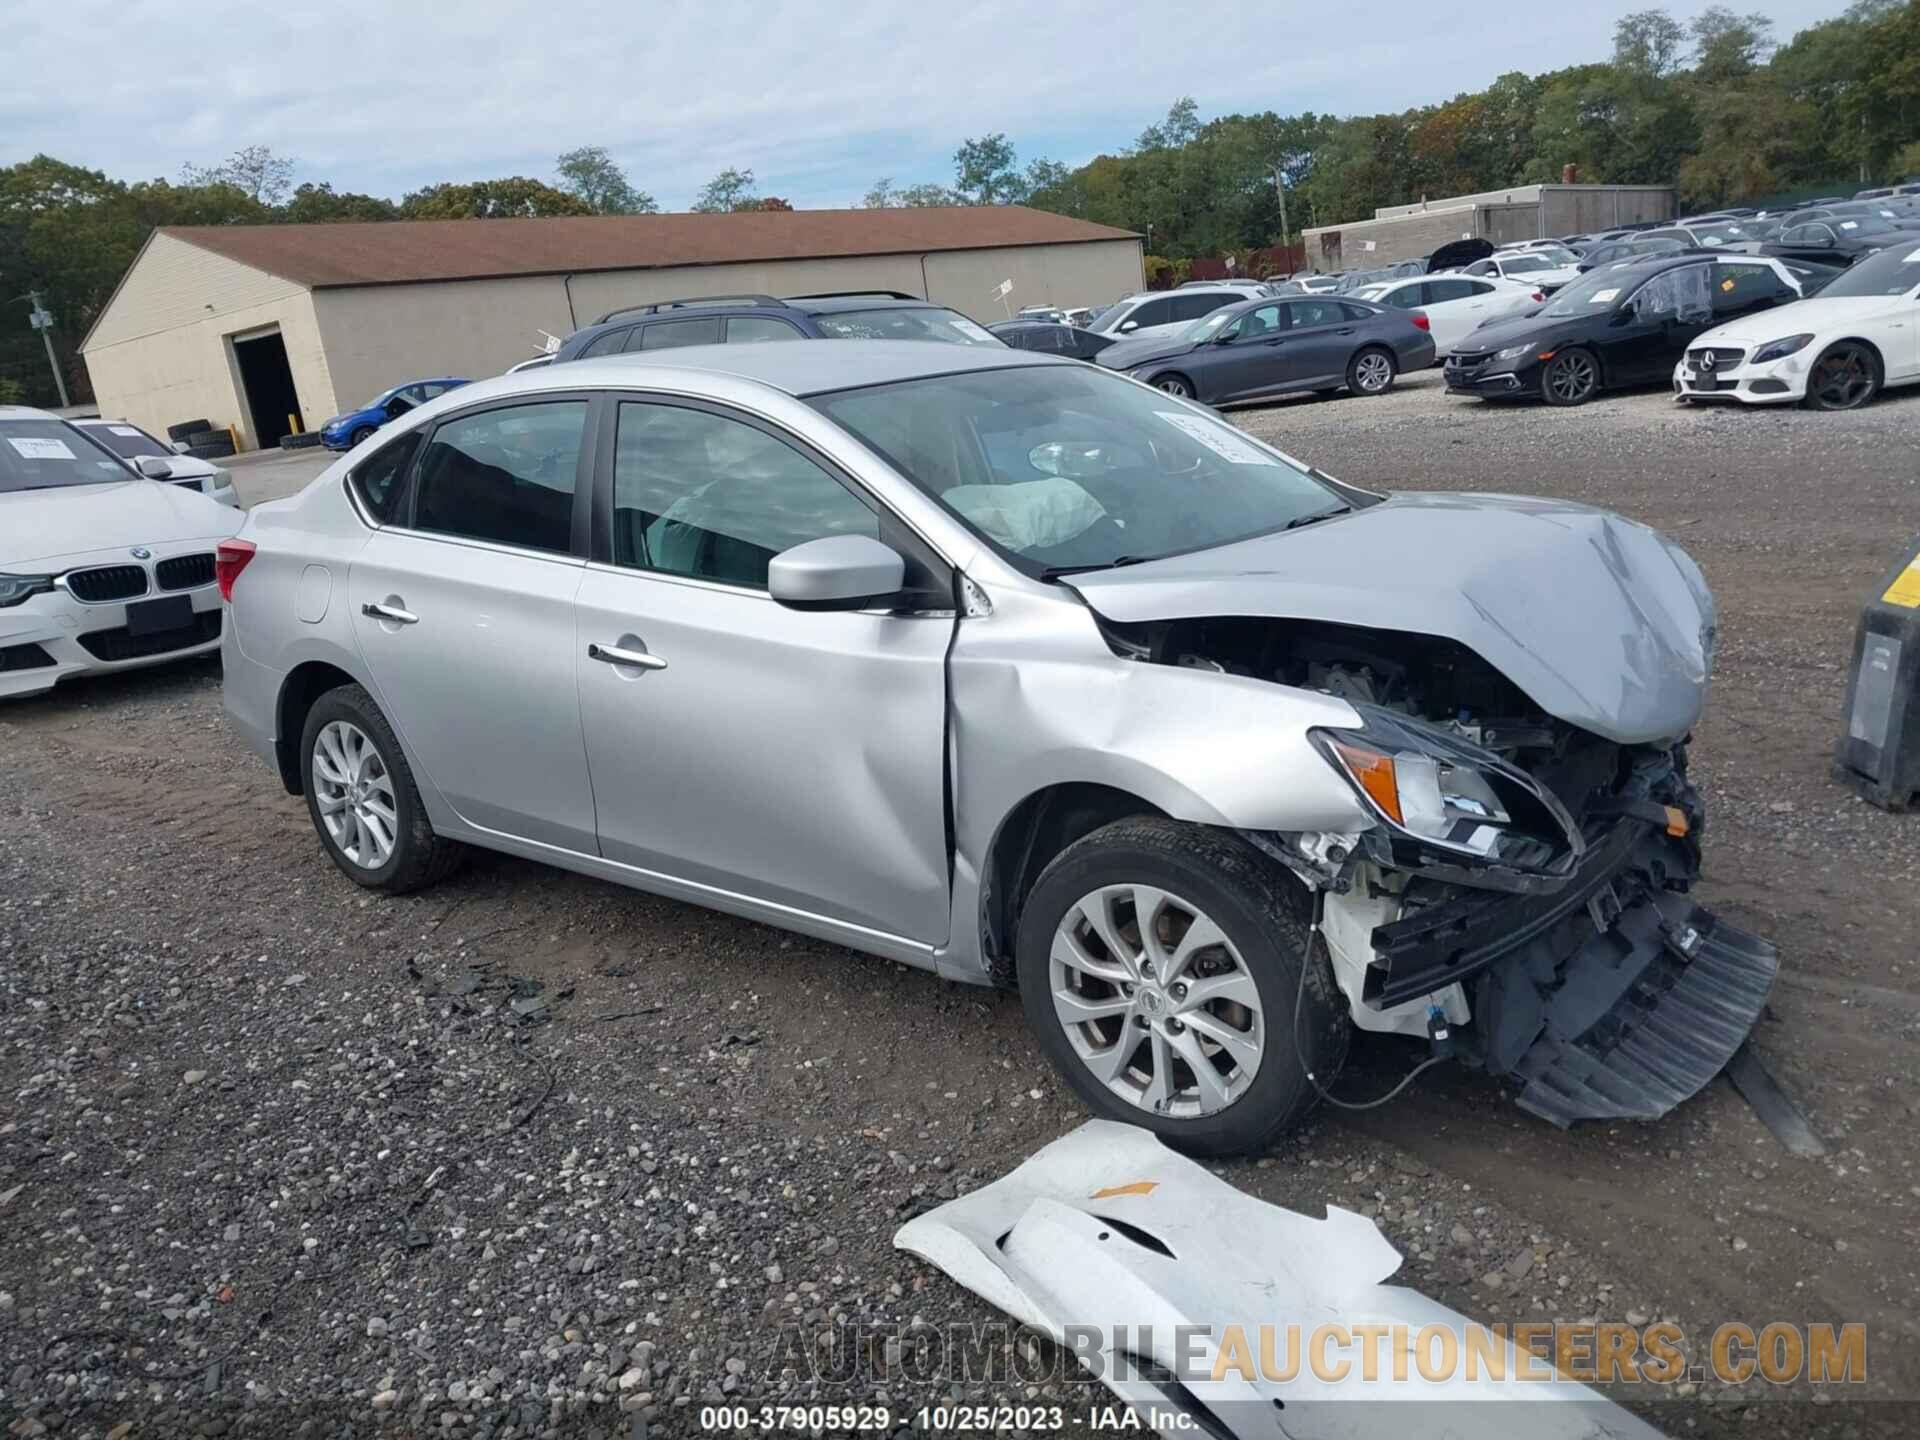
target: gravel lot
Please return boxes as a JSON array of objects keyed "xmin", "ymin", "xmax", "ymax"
[{"xmin": 2, "ymin": 370, "xmax": 1916, "ymax": 1438}]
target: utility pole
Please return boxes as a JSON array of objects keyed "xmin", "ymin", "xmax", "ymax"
[
  {"xmin": 1272, "ymin": 165, "xmax": 1291, "ymax": 266},
  {"xmin": 17, "ymin": 291, "xmax": 70, "ymax": 409}
]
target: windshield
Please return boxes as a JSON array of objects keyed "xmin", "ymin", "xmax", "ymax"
[
  {"xmin": 1690, "ymin": 224, "xmax": 1752, "ymax": 246},
  {"xmin": 80, "ymin": 423, "xmax": 171, "ymax": 460},
  {"xmin": 1181, "ymin": 308, "xmax": 1241, "ymax": 342},
  {"xmin": 1818, "ymin": 244, "xmax": 1920, "ymax": 298},
  {"xmin": 1, "ymin": 420, "xmax": 133, "ymax": 493},
  {"xmin": 1526, "ymin": 245, "xmax": 1577, "ymax": 265},
  {"xmin": 1498, "ymin": 254, "xmax": 1556, "ymax": 274},
  {"xmin": 811, "ymin": 364, "xmax": 1342, "ymax": 576},
  {"xmin": 1542, "ymin": 266, "xmax": 1642, "ymax": 317},
  {"xmin": 1831, "ymin": 216, "xmax": 1896, "ymax": 238},
  {"xmin": 810, "ymin": 307, "xmax": 1003, "ymax": 346}
]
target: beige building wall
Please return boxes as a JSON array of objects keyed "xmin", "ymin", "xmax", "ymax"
[
  {"xmin": 312, "ymin": 274, "xmax": 573, "ymax": 418},
  {"xmin": 80, "ymin": 233, "xmax": 337, "ymax": 449}
]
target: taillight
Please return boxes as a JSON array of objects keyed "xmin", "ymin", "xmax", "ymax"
[
  {"xmin": 215, "ymin": 538, "xmax": 256, "ymax": 602},
  {"xmin": 1531, "ymin": 290, "xmax": 1546, "ymax": 302},
  {"xmin": 1411, "ymin": 311, "xmax": 1431, "ymax": 331}
]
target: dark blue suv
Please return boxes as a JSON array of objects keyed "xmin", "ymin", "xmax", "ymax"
[{"xmin": 551, "ymin": 291, "xmax": 1005, "ymax": 362}]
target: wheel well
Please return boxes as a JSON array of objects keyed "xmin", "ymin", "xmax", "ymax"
[
  {"xmin": 979, "ymin": 783, "xmax": 1167, "ymax": 986},
  {"xmin": 1151, "ymin": 371, "xmax": 1193, "ymax": 393},
  {"xmin": 1828, "ymin": 337, "xmax": 1885, "ymax": 377},
  {"xmin": 275, "ymin": 662, "xmax": 357, "ymax": 794}
]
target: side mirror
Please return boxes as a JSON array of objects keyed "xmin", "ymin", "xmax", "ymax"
[
  {"xmin": 170, "ymin": 440, "xmax": 191, "ymax": 455},
  {"xmin": 768, "ymin": 535, "xmax": 905, "ymax": 611},
  {"xmin": 1118, "ymin": 319, "xmax": 1139, "ymax": 333},
  {"xmin": 135, "ymin": 455, "xmax": 175, "ymax": 479}
]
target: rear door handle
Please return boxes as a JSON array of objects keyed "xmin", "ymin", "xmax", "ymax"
[
  {"xmin": 361, "ymin": 601, "xmax": 418, "ymax": 625},
  {"xmin": 588, "ymin": 642, "xmax": 667, "ymax": 671}
]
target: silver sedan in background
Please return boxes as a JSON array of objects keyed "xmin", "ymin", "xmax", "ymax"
[{"xmin": 220, "ymin": 343, "xmax": 1770, "ymax": 1154}]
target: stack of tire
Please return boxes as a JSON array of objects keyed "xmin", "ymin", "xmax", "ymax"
[
  {"xmin": 167, "ymin": 419, "xmax": 235, "ymax": 460},
  {"xmin": 279, "ymin": 429, "xmax": 324, "ymax": 451}
]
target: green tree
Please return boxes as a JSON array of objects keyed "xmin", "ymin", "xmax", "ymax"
[
  {"xmin": 1614, "ymin": 9, "xmax": 1687, "ymax": 76},
  {"xmin": 897, "ymin": 182, "xmax": 964, "ymax": 206},
  {"xmin": 555, "ymin": 146, "xmax": 657, "ymax": 214},
  {"xmin": 399, "ymin": 178, "xmax": 592, "ymax": 219},
  {"xmin": 181, "ymin": 144, "xmax": 296, "ymax": 205},
  {"xmin": 1690, "ymin": 7, "xmax": 1774, "ymax": 85},
  {"xmin": 692, "ymin": 167, "xmax": 758, "ymax": 213},
  {"xmin": 281, "ymin": 182, "xmax": 398, "ymax": 223},
  {"xmin": 954, "ymin": 134, "xmax": 1023, "ymax": 203}
]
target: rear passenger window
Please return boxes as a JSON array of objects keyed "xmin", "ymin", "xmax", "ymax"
[
  {"xmin": 348, "ymin": 432, "xmax": 421, "ymax": 525},
  {"xmin": 611, "ymin": 403, "xmax": 876, "ymax": 590},
  {"xmin": 726, "ymin": 316, "xmax": 803, "ymax": 344},
  {"xmin": 638, "ymin": 318, "xmax": 723, "ymax": 349},
  {"xmin": 1383, "ymin": 285, "xmax": 1423, "ymax": 308},
  {"xmin": 580, "ymin": 330, "xmax": 629, "ymax": 358},
  {"xmin": 1425, "ymin": 279, "xmax": 1476, "ymax": 303},
  {"xmin": 411, "ymin": 401, "xmax": 586, "ymax": 555}
]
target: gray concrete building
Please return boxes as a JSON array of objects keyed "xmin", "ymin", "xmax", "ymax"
[
  {"xmin": 81, "ymin": 208, "xmax": 1142, "ymax": 451},
  {"xmin": 1302, "ymin": 184, "xmax": 1676, "ymax": 271}
]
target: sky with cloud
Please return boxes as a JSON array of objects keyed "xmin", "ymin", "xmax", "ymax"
[{"xmin": 5, "ymin": 0, "xmax": 1853, "ymax": 210}]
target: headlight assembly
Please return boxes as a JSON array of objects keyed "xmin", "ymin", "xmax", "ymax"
[
  {"xmin": 1750, "ymin": 333, "xmax": 1814, "ymax": 364},
  {"xmin": 1311, "ymin": 706, "xmax": 1583, "ymax": 871},
  {"xmin": 1495, "ymin": 343, "xmax": 1541, "ymax": 362},
  {"xmin": 0, "ymin": 573, "xmax": 54, "ymax": 608}
]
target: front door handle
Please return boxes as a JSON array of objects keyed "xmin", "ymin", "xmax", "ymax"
[
  {"xmin": 361, "ymin": 601, "xmax": 418, "ymax": 625},
  {"xmin": 588, "ymin": 641, "xmax": 667, "ymax": 671},
  {"xmin": 1334, "ymin": 327, "xmax": 1355, "ymax": 335}
]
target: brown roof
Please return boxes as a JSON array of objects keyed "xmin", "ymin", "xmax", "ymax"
[{"xmin": 159, "ymin": 207, "xmax": 1140, "ymax": 290}]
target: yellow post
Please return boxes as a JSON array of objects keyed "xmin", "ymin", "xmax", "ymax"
[{"xmin": 288, "ymin": 412, "xmax": 303, "ymax": 435}]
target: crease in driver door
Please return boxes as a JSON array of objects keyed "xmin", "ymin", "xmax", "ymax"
[{"xmin": 577, "ymin": 388, "xmax": 619, "ymax": 857}]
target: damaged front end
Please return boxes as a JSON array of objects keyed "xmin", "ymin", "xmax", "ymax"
[{"xmin": 1112, "ymin": 615, "xmax": 1777, "ymax": 1127}]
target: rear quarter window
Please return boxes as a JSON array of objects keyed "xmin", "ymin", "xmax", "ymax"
[{"xmin": 348, "ymin": 431, "xmax": 422, "ymax": 525}]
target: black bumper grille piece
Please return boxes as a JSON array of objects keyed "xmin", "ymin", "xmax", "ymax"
[
  {"xmin": 1511, "ymin": 896, "xmax": 1777, "ymax": 1126},
  {"xmin": 156, "ymin": 552, "xmax": 215, "ymax": 591},
  {"xmin": 1687, "ymin": 346, "xmax": 1746, "ymax": 368},
  {"xmin": 0, "ymin": 642, "xmax": 55, "ymax": 673},
  {"xmin": 76, "ymin": 609, "xmax": 220, "ymax": 662},
  {"xmin": 64, "ymin": 564, "xmax": 148, "ymax": 603}
]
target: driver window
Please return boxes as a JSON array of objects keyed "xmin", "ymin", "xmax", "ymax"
[
  {"xmin": 411, "ymin": 400, "xmax": 586, "ymax": 554},
  {"xmin": 611, "ymin": 403, "xmax": 877, "ymax": 590},
  {"xmin": 1631, "ymin": 266, "xmax": 1712, "ymax": 323},
  {"xmin": 1231, "ymin": 304, "xmax": 1284, "ymax": 338}
]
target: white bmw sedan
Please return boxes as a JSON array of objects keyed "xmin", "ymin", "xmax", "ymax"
[
  {"xmin": 1, "ymin": 406, "xmax": 242, "ymax": 699},
  {"xmin": 72, "ymin": 418, "xmax": 239, "ymax": 507},
  {"xmin": 1674, "ymin": 244, "xmax": 1920, "ymax": 409}
]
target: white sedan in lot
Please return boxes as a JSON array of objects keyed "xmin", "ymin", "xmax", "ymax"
[
  {"xmin": 72, "ymin": 418, "xmax": 239, "ymax": 507},
  {"xmin": 1353, "ymin": 274, "xmax": 1544, "ymax": 358},
  {"xmin": 1673, "ymin": 245, "xmax": 1920, "ymax": 410},
  {"xmin": 1, "ymin": 406, "xmax": 241, "ymax": 699}
]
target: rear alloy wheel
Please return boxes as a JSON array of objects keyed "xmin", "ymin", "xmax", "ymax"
[
  {"xmin": 1153, "ymin": 374, "xmax": 1194, "ymax": 399},
  {"xmin": 1347, "ymin": 347, "xmax": 1397, "ymax": 395},
  {"xmin": 1541, "ymin": 349, "xmax": 1600, "ymax": 406},
  {"xmin": 1016, "ymin": 817, "xmax": 1347, "ymax": 1156},
  {"xmin": 1804, "ymin": 343, "xmax": 1879, "ymax": 411},
  {"xmin": 300, "ymin": 683, "xmax": 462, "ymax": 894}
]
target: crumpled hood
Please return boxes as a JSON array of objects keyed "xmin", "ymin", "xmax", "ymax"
[
  {"xmin": 1096, "ymin": 334, "xmax": 1200, "ymax": 371},
  {"xmin": 1068, "ymin": 492, "xmax": 1716, "ymax": 745},
  {"xmin": 2, "ymin": 480, "xmax": 241, "ymax": 566}
]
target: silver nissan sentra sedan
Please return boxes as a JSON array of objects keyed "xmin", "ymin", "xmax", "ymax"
[{"xmin": 220, "ymin": 341, "xmax": 1775, "ymax": 1154}]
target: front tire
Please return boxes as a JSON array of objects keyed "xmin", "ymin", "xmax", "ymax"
[
  {"xmin": 1151, "ymin": 374, "xmax": 1195, "ymax": 399},
  {"xmin": 1803, "ymin": 342, "xmax": 1880, "ymax": 410},
  {"xmin": 300, "ymin": 684, "xmax": 462, "ymax": 894},
  {"xmin": 1347, "ymin": 346, "xmax": 1397, "ymax": 396},
  {"xmin": 1541, "ymin": 349, "xmax": 1599, "ymax": 406},
  {"xmin": 1015, "ymin": 818, "xmax": 1347, "ymax": 1156}
]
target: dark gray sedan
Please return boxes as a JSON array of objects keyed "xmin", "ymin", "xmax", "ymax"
[{"xmin": 1095, "ymin": 295, "xmax": 1436, "ymax": 402}]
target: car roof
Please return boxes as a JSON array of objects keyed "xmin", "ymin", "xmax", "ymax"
[
  {"xmin": 482, "ymin": 337, "xmax": 1059, "ymax": 402},
  {"xmin": 0, "ymin": 405, "xmax": 60, "ymax": 422},
  {"xmin": 783, "ymin": 295, "xmax": 952, "ymax": 315}
]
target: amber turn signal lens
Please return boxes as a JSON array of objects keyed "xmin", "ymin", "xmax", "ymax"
[
  {"xmin": 1664, "ymin": 805, "xmax": 1689, "ymax": 837},
  {"xmin": 1332, "ymin": 741, "xmax": 1403, "ymax": 824}
]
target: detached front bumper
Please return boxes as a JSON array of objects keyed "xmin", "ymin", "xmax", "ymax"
[
  {"xmin": 1366, "ymin": 812, "xmax": 1777, "ymax": 1126},
  {"xmin": 1442, "ymin": 355, "xmax": 1542, "ymax": 398},
  {"xmin": 1673, "ymin": 351, "xmax": 1804, "ymax": 404}
]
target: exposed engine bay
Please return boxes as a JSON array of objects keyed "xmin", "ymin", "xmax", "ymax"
[{"xmin": 1102, "ymin": 614, "xmax": 1778, "ymax": 1127}]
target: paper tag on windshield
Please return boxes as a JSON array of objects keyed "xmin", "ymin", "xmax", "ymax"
[
  {"xmin": 1591, "ymin": 288, "xmax": 1620, "ymax": 303},
  {"xmin": 109, "ymin": 424, "xmax": 144, "ymax": 437},
  {"xmin": 952, "ymin": 319, "xmax": 995, "ymax": 342},
  {"xmin": 7, "ymin": 437, "xmax": 74, "ymax": 461},
  {"xmin": 1907, "ymin": 247, "xmax": 1920, "ymax": 263},
  {"xmin": 1155, "ymin": 411, "xmax": 1277, "ymax": 465},
  {"xmin": 1841, "ymin": 221, "xmax": 1859, "ymax": 230}
]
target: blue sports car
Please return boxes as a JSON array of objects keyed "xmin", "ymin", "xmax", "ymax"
[{"xmin": 319, "ymin": 377, "xmax": 470, "ymax": 451}]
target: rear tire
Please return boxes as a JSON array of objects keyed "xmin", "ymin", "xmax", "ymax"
[
  {"xmin": 300, "ymin": 684, "xmax": 463, "ymax": 894},
  {"xmin": 1347, "ymin": 346, "xmax": 1397, "ymax": 395},
  {"xmin": 1015, "ymin": 817, "xmax": 1347, "ymax": 1156},
  {"xmin": 349, "ymin": 425, "xmax": 377, "ymax": 448}
]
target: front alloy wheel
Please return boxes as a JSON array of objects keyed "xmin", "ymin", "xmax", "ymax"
[
  {"xmin": 1050, "ymin": 884, "xmax": 1264, "ymax": 1117},
  {"xmin": 1804, "ymin": 343, "xmax": 1879, "ymax": 410},
  {"xmin": 1153, "ymin": 375, "xmax": 1194, "ymax": 399},
  {"xmin": 1541, "ymin": 350, "xmax": 1599, "ymax": 406}
]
